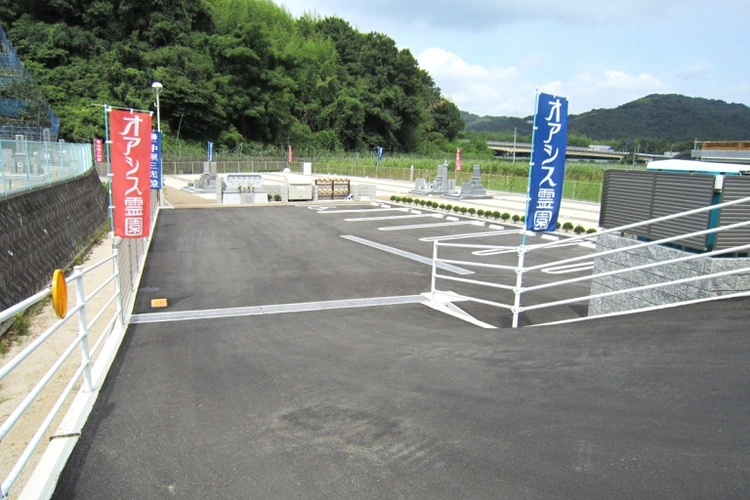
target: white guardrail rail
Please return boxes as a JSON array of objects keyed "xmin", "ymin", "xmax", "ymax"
[
  {"xmin": 0, "ymin": 222, "xmax": 155, "ymax": 499},
  {"xmin": 430, "ymin": 196, "xmax": 750, "ymax": 328}
]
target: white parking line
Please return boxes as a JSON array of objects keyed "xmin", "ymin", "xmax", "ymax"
[
  {"xmin": 344, "ymin": 214, "xmax": 442, "ymax": 222},
  {"xmin": 379, "ymin": 221, "xmax": 479, "ymax": 232},
  {"xmin": 541, "ymin": 262, "xmax": 595, "ymax": 274},
  {"xmin": 340, "ymin": 235, "xmax": 474, "ymax": 275},
  {"xmin": 318, "ymin": 207, "xmax": 408, "ymax": 214},
  {"xmin": 420, "ymin": 229, "xmax": 518, "ymax": 242}
]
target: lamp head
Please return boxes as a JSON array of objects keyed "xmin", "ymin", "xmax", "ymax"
[{"xmin": 151, "ymin": 81, "xmax": 163, "ymax": 94}]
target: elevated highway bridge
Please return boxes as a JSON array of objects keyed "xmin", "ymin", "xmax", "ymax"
[{"xmin": 487, "ymin": 141, "xmax": 628, "ymax": 161}]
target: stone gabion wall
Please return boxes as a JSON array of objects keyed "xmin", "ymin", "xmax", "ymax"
[
  {"xmin": 589, "ymin": 233, "xmax": 750, "ymax": 316},
  {"xmin": 0, "ymin": 170, "xmax": 109, "ymax": 310}
]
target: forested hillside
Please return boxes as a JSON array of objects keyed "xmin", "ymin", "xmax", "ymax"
[
  {"xmin": 0, "ymin": 0, "xmax": 463, "ymax": 153},
  {"xmin": 569, "ymin": 94, "xmax": 750, "ymax": 143},
  {"xmin": 460, "ymin": 113, "xmax": 532, "ymax": 136},
  {"xmin": 463, "ymin": 94, "xmax": 750, "ymax": 154}
]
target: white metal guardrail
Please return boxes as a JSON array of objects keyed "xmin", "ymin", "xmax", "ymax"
[
  {"xmin": 0, "ymin": 216, "xmax": 156, "ymax": 499},
  {"xmin": 430, "ymin": 196, "xmax": 750, "ymax": 328},
  {"xmin": 0, "ymin": 255, "xmax": 123, "ymax": 498}
]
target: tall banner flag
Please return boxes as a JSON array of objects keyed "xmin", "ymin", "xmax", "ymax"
[
  {"xmin": 526, "ymin": 93, "xmax": 569, "ymax": 232},
  {"xmin": 288, "ymin": 144, "xmax": 293, "ymax": 162},
  {"xmin": 376, "ymin": 146, "xmax": 384, "ymax": 166},
  {"xmin": 456, "ymin": 147, "xmax": 462, "ymax": 172},
  {"xmin": 93, "ymin": 138, "xmax": 104, "ymax": 163},
  {"xmin": 150, "ymin": 130, "xmax": 162, "ymax": 190},
  {"xmin": 110, "ymin": 109, "xmax": 152, "ymax": 238},
  {"xmin": 207, "ymin": 141, "xmax": 214, "ymax": 161}
]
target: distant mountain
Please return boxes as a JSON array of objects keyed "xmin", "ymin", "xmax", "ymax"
[{"xmin": 463, "ymin": 94, "xmax": 750, "ymax": 142}]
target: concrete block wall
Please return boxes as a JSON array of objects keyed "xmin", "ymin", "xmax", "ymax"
[
  {"xmin": 351, "ymin": 183, "xmax": 376, "ymax": 201},
  {"xmin": 589, "ymin": 233, "xmax": 750, "ymax": 316},
  {"xmin": 0, "ymin": 170, "xmax": 108, "ymax": 310}
]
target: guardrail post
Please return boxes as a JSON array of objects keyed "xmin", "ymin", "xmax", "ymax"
[
  {"xmin": 74, "ymin": 266, "xmax": 94, "ymax": 392},
  {"xmin": 431, "ymin": 240, "xmax": 438, "ymax": 304},
  {"xmin": 512, "ymin": 246, "xmax": 527, "ymax": 328},
  {"xmin": 112, "ymin": 248, "xmax": 125, "ymax": 329},
  {"xmin": 1, "ymin": 139, "xmax": 6, "ymax": 197},
  {"xmin": 24, "ymin": 139, "xmax": 31, "ymax": 191}
]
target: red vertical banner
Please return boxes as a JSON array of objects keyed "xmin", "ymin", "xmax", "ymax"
[
  {"xmin": 93, "ymin": 138, "xmax": 104, "ymax": 163},
  {"xmin": 288, "ymin": 144, "xmax": 293, "ymax": 162},
  {"xmin": 456, "ymin": 147, "xmax": 462, "ymax": 172},
  {"xmin": 110, "ymin": 110, "xmax": 152, "ymax": 238}
]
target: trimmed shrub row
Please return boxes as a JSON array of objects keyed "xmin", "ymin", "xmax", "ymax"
[{"xmin": 389, "ymin": 195, "xmax": 597, "ymax": 235}]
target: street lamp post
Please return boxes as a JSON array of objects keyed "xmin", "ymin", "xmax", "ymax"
[
  {"xmin": 151, "ymin": 81, "xmax": 163, "ymax": 206},
  {"xmin": 151, "ymin": 81, "xmax": 162, "ymax": 132}
]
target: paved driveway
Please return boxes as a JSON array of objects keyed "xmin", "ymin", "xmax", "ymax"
[{"xmin": 52, "ymin": 206, "xmax": 750, "ymax": 499}]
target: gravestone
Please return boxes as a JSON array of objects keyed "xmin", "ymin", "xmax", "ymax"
[
  {"xmin": 442, "ymin": 165, "xmax": 492, "ymax": 200},
  {"xmin": 410, "ymin": 164, "xmax": 452, "ymax": 195}
]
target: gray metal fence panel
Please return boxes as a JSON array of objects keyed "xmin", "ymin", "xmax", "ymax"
[
  {"xmin": 650, "ymin": 173, "xmax": 714, "ymax": 250},
  {"xmin": 600, "ymin": 170, "xmax": 717, "ymax": 251},
  {"xmin": 715, "ymin": 176, "xmax": 750, "ymax": 251},
  {"xmin": 599, "ymin": 170, "xmax": 655, "ymax": 235}
]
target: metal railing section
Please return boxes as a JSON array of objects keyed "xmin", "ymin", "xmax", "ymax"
[
  {"xmin": 0, "ymin": 205, "xmax": 157, "ymax": 499},
  {"xmin": 0, "ymin": 254, "xmax": 122, "ymax": 498},
  {"xmin": 430, "ymin": 196, "xmax": 750, "ymax": 328},
  {"xmin": 1, "ymin": 141, "xmax": 93, "ymax": 197}
]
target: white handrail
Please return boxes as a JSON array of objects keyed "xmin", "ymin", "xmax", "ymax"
[
  {"xmin": 525, "ymin": 218, "xmax": 750, "ymax": 273},
  {"xmin": 521, "ymin": 266, "xmax": 750, "ymax": 313},
  {"xmin": 0, "ymin": 245, "xmax": 135, "ymax": 497},
  {"xmin": 430, "ymin": 195, "xmax": 750, "ymax": 328}
]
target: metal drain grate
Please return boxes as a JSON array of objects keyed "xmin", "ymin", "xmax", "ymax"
[{"xmin": 130, "ymin": 295, "xmax": 426, "ymax": 324}]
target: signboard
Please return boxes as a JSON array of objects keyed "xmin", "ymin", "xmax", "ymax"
[
  {"xmin": 150, "ymin": 130, "xmax": 162, "ymax": 190},
  {"xmin": 110, "ymin": 109, "xmax": 152, "ymax": 238},
  {"xmin": 456, "ymin": 147, "xmax": 462, "ymax": 172},
  {"xmin": 93, "ymin": 138, "xmax": 104, "ymax": 163},
  {"xmin": 207, "ymin": 141, "xmax": 214, "ymax": 161},
  {"xmin": 526, "ymin": 92, "xmax": 569, "ymax": 232}
]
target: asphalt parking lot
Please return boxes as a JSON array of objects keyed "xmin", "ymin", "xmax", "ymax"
[{"xmin": 52, "ymin": 204, "xmax": 750, "ymax": 499}]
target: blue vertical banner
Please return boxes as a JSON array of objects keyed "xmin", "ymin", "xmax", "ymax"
[
  {"xmin": 207, "ymin": 141, "xmax": 214, "ymax": 161},
  {"xmin": 526, "ymin": 92, "xmax": 569, "ymax": 232},
  {"xmin": 150, "ymin": 130, "xmax": 162, "ymax": 190},
  {"xmin": 376, "ymin": 146, "xmax": 384, "ymax": 166}
]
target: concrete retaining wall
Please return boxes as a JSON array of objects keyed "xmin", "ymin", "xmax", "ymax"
[
  {"xmin": 0, "ymin": 170, "xmax": 108, "ymax": 310},
  {"xmin": 589, "ymin": 233, "xmax": 750, "ymax": 316}
]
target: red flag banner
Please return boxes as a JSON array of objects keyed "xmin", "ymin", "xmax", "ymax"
[
  {"xmin": 110, "ymin": 109, "xmax": 152, "ymax": 238},
  {"xmin": 93, "ymin": 138, "xmax": 104, "ymax": 163},
  {"xmin": 456, "ymin": 147, "xmax": 462, "ymax": 172},
  {"xmin": 288, "ymin": 144, "xmax": 293, "ymax": 162}
]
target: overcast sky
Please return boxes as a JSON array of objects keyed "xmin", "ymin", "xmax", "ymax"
[{"xmin": 278, "ymin": 0, "xmax": 749, "ymax": 117}]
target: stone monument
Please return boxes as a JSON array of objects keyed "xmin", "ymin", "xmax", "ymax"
[
  {"xmin": 442, "ymin": 165, "xmax": 493, "ymax": 200},
  {"xmin": 191, "ymin": 162, "xmax": 219, "ymax": 193},
  {"xmin": 410, "ymin": 164, "xmax": 452, "ymax": 195}
]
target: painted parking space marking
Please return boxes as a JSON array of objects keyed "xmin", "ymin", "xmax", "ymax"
[
  {"xmin": 344, "ymin": 214, "xmax": 443, "ymax": 222},
  {"xmin": 379, "ymin": 221, "xmax": 476, "ymax": 231},
  {"xmin": 340, "ymin": 235, "xmax": 473, "ymax": 275},
  {"xmin": 318, "ymin": 207, "xmax": 408, "ymax": 214},
  {"xmin": 541, "ymin": 262, "xmax": 595, "ymax": 274}
]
